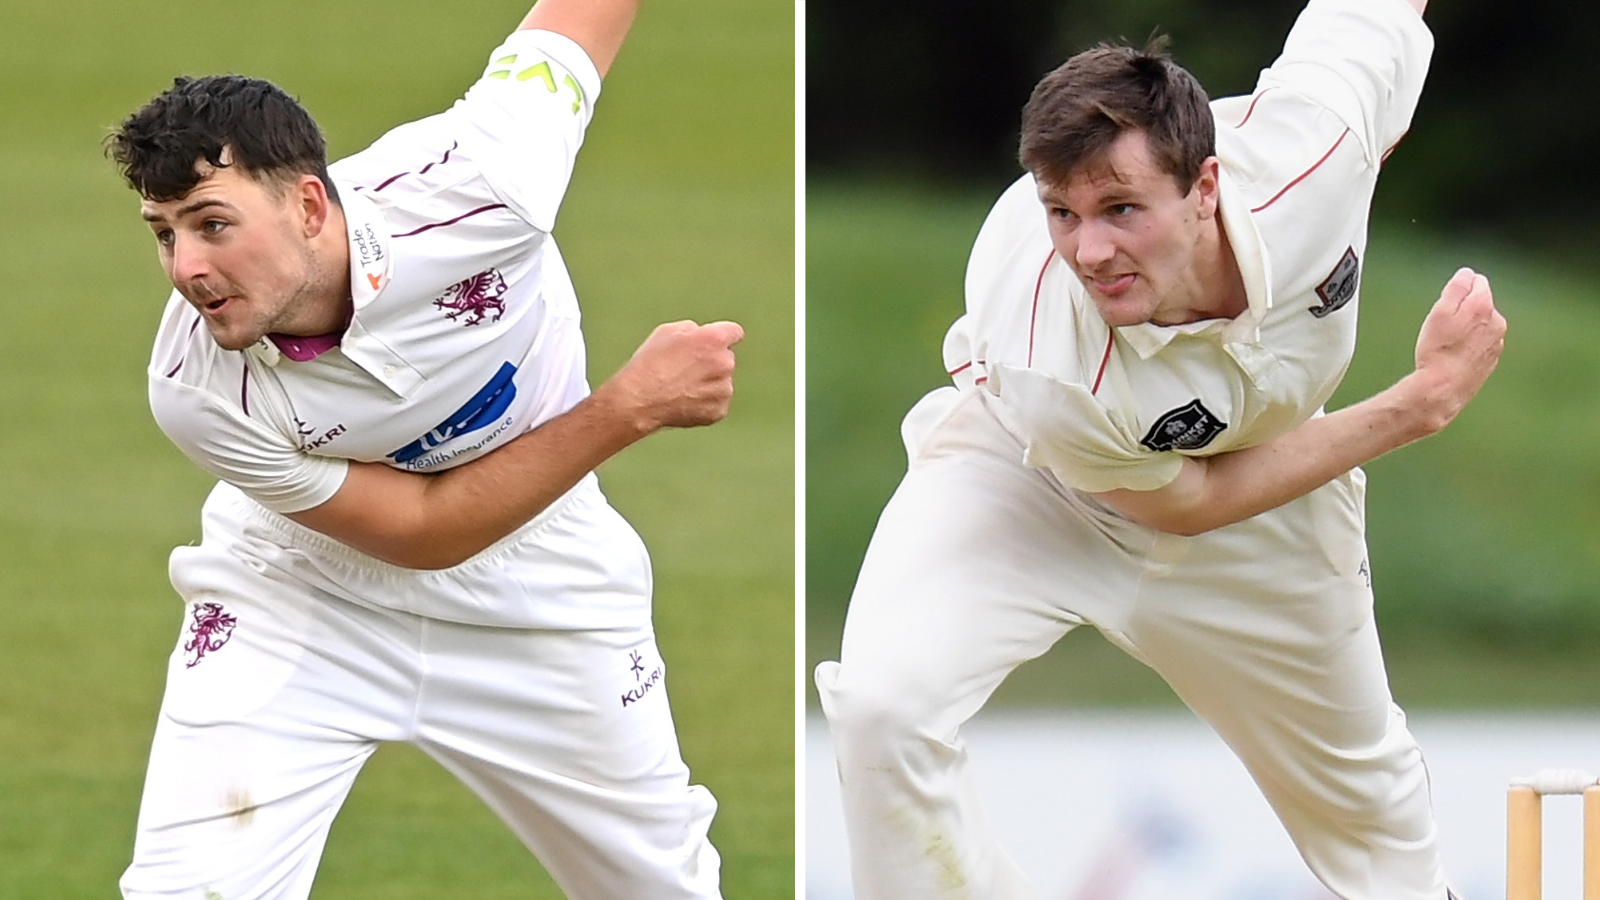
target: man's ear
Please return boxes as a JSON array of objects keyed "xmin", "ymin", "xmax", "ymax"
[
  {"xmin": 294, "ymin": 174, "xmax": 332, "ymax": 237},
  {"xmin": 1191, "ymin": 156, "xmax": 1222, "ymax": 219}
]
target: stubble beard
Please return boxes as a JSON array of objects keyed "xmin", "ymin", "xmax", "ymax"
[
  {"xmin": 197, "ymin": 282, "xmax": 292, "ymax": 352},
  {"xmin": 208, "ymin": 241, "xmax": 331, "ymax": 352}
]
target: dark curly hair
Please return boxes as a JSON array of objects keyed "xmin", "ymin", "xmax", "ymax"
[
  {"xmin": 1019, "ymin": 37, "xmax": 1214, "ymax": 193},
  {"xmin": 107, "ymin": 74, "xmax": 339, "ymax": 204}
]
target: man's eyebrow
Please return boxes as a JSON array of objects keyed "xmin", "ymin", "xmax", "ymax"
[
  {"xmin": 1094, "ymin": 187, "xmax": 1138, "ymax": 204},
  {"xmin": 1039, "ymin": 183, "xmax": 1139, "ymax": 209},
  {"xmin": 1038, "ymin": 186, "xmax": 1071, "ymax": 207},
  {"xmin": 140, "ymin": 198, "xmax": 233, "ymax": 223}
]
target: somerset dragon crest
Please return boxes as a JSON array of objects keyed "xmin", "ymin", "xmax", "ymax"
[
  {"xmin": 183, "ymin": 601, "xmax": 238, "ymax": 668},
  {"xmin": 433, "ymin": 268, "xmax": 508, "ymax": 326}
]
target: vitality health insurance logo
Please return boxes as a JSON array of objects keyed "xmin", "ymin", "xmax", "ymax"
[{"xmin": 387, "ymin": 362, "xmax": 518, "ymax": 469}]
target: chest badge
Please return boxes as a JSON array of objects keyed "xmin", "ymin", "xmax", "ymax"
[
  {"xmin": 1310, "ymin": 246, "xmax": 1360, "ymax": 318},
  {"xmin": 1141, "ymin": 399, "xmax": 1227, "ymax": 452},
  {"xmin": 433, "ymin": 268, "xmax": 508, "ymax": 326}
]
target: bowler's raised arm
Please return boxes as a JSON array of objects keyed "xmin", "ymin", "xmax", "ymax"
[{"xmin": 518, "ymin": 0, "xmax": 641, "ymax": 77}]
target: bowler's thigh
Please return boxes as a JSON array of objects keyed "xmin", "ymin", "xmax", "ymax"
[
  {"xmin": 834, "ymin": 390, "xmax": 1137, "ymax": 724},
  {"xmin": 123, "ymin": 539, "xmax": 417, "ymax": 899}
]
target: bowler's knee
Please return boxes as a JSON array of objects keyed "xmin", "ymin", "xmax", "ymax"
[{"xmin": 815, "ymin": 659, "xmax": 938, "ymax": 759}]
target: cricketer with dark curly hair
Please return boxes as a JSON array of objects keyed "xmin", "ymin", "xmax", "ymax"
[
  {"xmin": 110, "ymin": 74, "xmax": 337, "ymax": 204},
  {"xmin": 109, "ymin": 2, "xmax": 742, "ymax": 898},
  {"xmin": 815, "ymin": 1, "xmax": 1505, "ymax": 898}
]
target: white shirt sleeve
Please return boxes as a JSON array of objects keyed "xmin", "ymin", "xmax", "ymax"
[
  {"xmin": 990, "ymin": 364, "xmax": 1185, "ymax": 493},
  {"xmin": 1256, "ymin": 0, "xmax": 1434, "ymax": 167},
  {"xmin": 449, "ymin": 29, "xmax": 605, "ymax": 232},
  {"xmin": 147, "ymin": 301, "xmax": 348, "ymax": 515}
]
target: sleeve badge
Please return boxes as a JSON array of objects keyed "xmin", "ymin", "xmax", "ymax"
[{"xmin": 1309, "ymin": 246, "xmax": 1360, "ymax": 318}]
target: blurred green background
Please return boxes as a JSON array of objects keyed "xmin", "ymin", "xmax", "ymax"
[
  {"xmin": 806, "ymin": 0, "xmax": 1600, "ymax": 713},
  {"xmin": 809, "ymin": 0, "xmax": 1600, "ymax": 253},
  {"xmin": 0, "ymin": 1, "xmax": 793, "ymax": 898}
]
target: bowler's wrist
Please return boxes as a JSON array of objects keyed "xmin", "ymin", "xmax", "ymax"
[
  {"xmin": 1385, "ymin": 370, "xmax": 1456, "ymax": 442},
  {"xmin": 584, "ymin": 377, "xmax": 659, "ymax": 444}
]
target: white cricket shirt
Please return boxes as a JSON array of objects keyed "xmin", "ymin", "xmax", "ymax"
[
  {"xmin": 149, "ymin": 30, "xmax": 603, "ymax": 514},
  {"xmin": 945, "ymin": 0, "xmax": 1432, "ymax": 493}
]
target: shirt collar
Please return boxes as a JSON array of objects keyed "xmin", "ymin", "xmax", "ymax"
[
  {"xmin": 251, "ymin": 184, "xmax": 392, "ymax": 366},
  {"xmin": 266, "ymin": 330, "xmax": 343, "ymax": 362},
  {"xmin": 342, "ymin": 185, "xmax": 393, "ymax": 311},
  {"xmin": 1115, "ymin": 165, "xmax": 1273, "ymax": 360}
]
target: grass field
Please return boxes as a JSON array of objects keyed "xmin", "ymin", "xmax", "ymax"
[
  {"xmin": 0, "ymin": 2, "xmax": 793, "ymax": 898},
  {"xmin": 806, "ymin": 178, "xmax": 1600, "ymax": 711}
]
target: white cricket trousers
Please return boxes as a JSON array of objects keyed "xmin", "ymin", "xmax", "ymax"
[
  {"xmin": 815, "ymin": 387, "xmax": 1448, "ymax": 900},
  {"xmin": 120, "ymin": 481, "xmax": 721, "ymax": 900}
]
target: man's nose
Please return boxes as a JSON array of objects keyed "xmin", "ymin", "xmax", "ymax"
[
  {"xmin": 168, "ymin": 234, "xmax": 212, "ymax": 285},
  {"xmin": 1074, "ymin": 219, "xmax": 1116, "ymax": 269}
]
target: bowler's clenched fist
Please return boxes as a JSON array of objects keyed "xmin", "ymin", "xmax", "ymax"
[
  {"xmin": 603, "ymin": 319, "xmax": 744, "ymax": 434},
  {"xmin": 1409, "ymin": 267, "xmax": 1507, "ymax": 436}
]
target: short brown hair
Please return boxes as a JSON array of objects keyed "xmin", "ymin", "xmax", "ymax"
[
  {"xmin": 1019, "ymin": 38, "xmax": 1214, "ymax": 193},
  {"xmin": 108, "ymin": 74, "xmax": 339, "ymax": 204}
]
